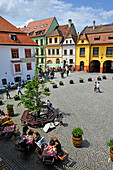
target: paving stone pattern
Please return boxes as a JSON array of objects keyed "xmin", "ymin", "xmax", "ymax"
[{"xmin": 0, "ymin": 71, "xmax": 113, "ymax": 169}]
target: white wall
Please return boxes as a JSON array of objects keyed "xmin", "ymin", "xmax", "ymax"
[
  {"xmin": 0, "ymin": 45, "xmax": 36, "ymax": 87},
  {"xmin": 62, "ymin": 38, "xmax": 76, "ymax": 66}
]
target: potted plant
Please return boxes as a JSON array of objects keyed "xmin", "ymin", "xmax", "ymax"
[
  {"xmin": 53, "ymin": 84, "xmax": 57, "ymax": 88},
  {"xmin": 0, "ymin": 99, "xmax": 2, "ymax": 105},
  {"xmin": 107, "ymin": 138, "xmax": 113, "ymax": 161},
  {"xmin": 6, "ymin": 104, "xmax": 14, "ymax": 116},
  {"xmin": 70, "ymin": 80, "xmax": 74, "ymax": 84},
  {"xmin": 102, "ymin": 75, "xmax": 107, "ymax": 79},
  {"xmin": 44, "ymin": 87, "xmax": 49, "ymax": 92},
  {"xmin": 97, "ymin": 76, "xmax": 101, "ymax": 81},
  {"xmin": 13, "ymin": 95, "xmax": 20, "ymax": 101},
  {"xmin": 79, "ymin": 78, "xmax": 84, "ymax": 83},
  {"xmin": 59, "ymin": 81, "xmax": 64, "ymax": 86},
  {"xmin": 72, "ymin": 127, "xmax": 84, "ymax": 147},
  {"xmin": 88, "ymin": 77, "xmax": 92, "ymax": 82}
]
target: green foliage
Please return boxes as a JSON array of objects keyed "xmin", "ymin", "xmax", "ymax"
[
  {"xmin": 6, "ymin": 104, "xmax": 14, "ymax": 109},
  {"xmin": 72, "ymin": 127, "xmax": 84, "ymax": 136},
  {"xmin": 59, "ymin": 81, "xmax": 64, "ymax": 85},
  {"xmin": 18, "ymin": 64, "xmax": 50, "ymax": 117},
  {"xmin": 107, "ymin": 139, "xmax": 113, "ymax": 149},
  {"xmin": 53, "ymin": 84, "xmax": 57, "ymax": 88}
]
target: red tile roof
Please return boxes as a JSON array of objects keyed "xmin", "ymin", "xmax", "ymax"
[
  {"xmin": 0, "ymin": 16, "xmax": 37, "ymax": 46},
  {"xmin": 20, "ymin": 17, "xmax": 56, "ymax": 37},
  {"xmin": 48, "ymin": 25, "xmax": 69, "ymax": 37},
  {"xmin": 80, "ymin": 23, "xmax": 113, "ymax": 44}
]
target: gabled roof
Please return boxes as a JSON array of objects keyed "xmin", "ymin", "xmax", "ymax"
[
  {"xmin": 20, "ymin": 17, "xmax": 56, "ymax": 37},
  {"xmin": 81, "ymin": 24, "xmax": 113, "ymax": 34},
  {"xmin": 0, "ymin": 16, "xmax": 23, "ymax": 33},
  {"xmin": 0, "ymin": 16, "xmax": 37, "ymax": 46},
  {"xmin": 47, "ymin": 23, "xmax": 77, "ymax": 44},
  {"xmin": 80, "ymin": 23, "xmax": 113, "ymax": 44}
]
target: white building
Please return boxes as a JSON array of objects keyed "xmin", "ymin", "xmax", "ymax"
[
  {"xmin": 0, "ymin": 16, "xmax": 37, "ymax": 87},
  {"xmin": 62, "ymin": 19, "xmax": 77, "ymax": 69}
]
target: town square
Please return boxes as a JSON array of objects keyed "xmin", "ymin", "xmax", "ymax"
[{"xmin": 0, "ymin": 0, "xmax": 113, "ymax": 169}]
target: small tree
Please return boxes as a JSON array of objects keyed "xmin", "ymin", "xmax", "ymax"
[{"xmin": 18, "ymin": 64, "xmax": 50, "ymax": 117}]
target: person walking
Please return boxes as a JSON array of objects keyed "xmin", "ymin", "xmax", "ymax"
[
  {"xmin": 67, "ymin": 68, "xmax": 69, "ymax": 76},
  {"xmin": 96, "ymin": 82, "xmax": 101, "ymax": 93},
  {"xmin": 94, "ymin": 82, "xmax": 97, "ymax": 92},
  {"xmin": 59, "ymin": 113, "xmax": 64, "ymax": 126},
  {"xmin": 18, "ymin": 85, "xmax": 23, "ymax": 95},
  {"xmin": 6, "ymin": 88, "xmax": 11, "ymax": 99}
]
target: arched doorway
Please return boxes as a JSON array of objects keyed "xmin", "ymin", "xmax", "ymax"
[
  {"xmin": 103, "ymin": 60, "xmax": 113, "ymax": 73},
  {"xmin": 47, "ymin": 60, "xmax": 53, "ymax": 68},
  {"xmin": 90, "ymin": 60, "xmax": 100, "ymax": 72},
  {"xmin": 80, "ymin": 61, "xmax": 84, "ymax": 71}
]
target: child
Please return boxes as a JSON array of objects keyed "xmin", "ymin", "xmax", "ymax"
[{"xmin": 59, "ymin": 113, "xmax": 63, "ymax": 126}]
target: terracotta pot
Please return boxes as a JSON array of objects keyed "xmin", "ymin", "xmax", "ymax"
[
  {"xmin": 110, "ymin": 148, "xmax": 113, "ymax": 161},
  {"xmin": 7, "ymin": 108, "xmax": 14, "ymax": 117},
  {"xmin": 72, "ymin": 135, "xmax": 82, "ymax": 148}
]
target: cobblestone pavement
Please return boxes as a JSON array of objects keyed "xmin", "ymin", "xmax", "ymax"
[{"xmin": 0, "ymin": 71, "xmax": 113, "ymax": 170}]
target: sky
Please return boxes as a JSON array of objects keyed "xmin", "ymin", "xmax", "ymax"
[{"xmin": 0, "ymin": 0, "xmax": 113, "ymax": 32}]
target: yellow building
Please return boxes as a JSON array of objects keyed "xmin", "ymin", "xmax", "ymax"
[
  {"xmin": 45, "ymin": 29, "xmax": 63, "ymax": 68},
  {"xmin": 45, "ymin": 21, "xmax": 77, "ymax": 69},
  {"xmin": 76, "ymin": 21, "xmax": 113, "ymax": 73}
]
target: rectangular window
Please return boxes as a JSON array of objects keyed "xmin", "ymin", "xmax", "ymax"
[
  {"xmin": 48, "ymin": 49, "xmax": 50, "ymax": 55},
  {"xmin": 64, "ymin": 50, "xmax": 67, "ymax": 55},
  {"xmin": 66, "ymin": 40, "xmax": 68, "ymax": 44},
  {"xmin": 49, "ymin": 38, "xmax": 52, "ymax": 43},
  {"xmin": 52, "ymin": 49, "xmax": 55, "ymax": 55},
  {"xmin": 108, "ymin": 37, "xmax": 113, "ymax": 40},
  {"xmin": 80, "ymin": 48, "xmax": 85, "ymax": 56},
  {"xmin": 41, "ymin": 48, "xmax": 44, "ymax": 55},
  {"xmin": 93, "ymin": 47, "xmax": 99, "ymax": 55},
  {"xmin": 15, "ymin": 64, "xmax": 21, "ymax": 72},
  {"xmin": 25, "ymin": 49, "xmax": 31, "ymax": 58},
  {"xmin": 56, "ymin": 49, "xmax": 59, "ymax": 55},
  {"xmin": 41, "ymin": 58, "xmax": 44, "ymax": 63},
  {"xmin": 94, "ymin": 37, "xmax": 100, "ymax": 40},
  {"xmin": 36, "ymin": 40, "xmax": 38, "ymax": 44},
  {"xmin": 11, "ymin": 35, "xmax": 17, "ymax": 41},
  {"xmin": 69, "ymin": 59, "xmax": 73, "ymax": 64},
  {"xmin": 70, "ymin": 49, "xmax": 73, "ymax": 55},
  {"xmin": 40, "ymin": 39, "xmax": 43, "ymax": 45},
  {"xmin": 55, "ymin": 38, "xmax": 57, "ymax": 43},
  {"xmin": 106, "ymin": 47, "xmax": 113, "ymax": 55},
  {"xmin": 36, "ymin": 49, "xmax": 39, "ymax": 55},
  {"xmin": 2, "ymin": 79, "xmax": 7, "ymax": 85},
  {"xmin": 26, "ymin": 63, "xmax": 32, "ymax": 70},
  {"xmin": 11, "ymin": 49, "xmax": 19, "ymax": 58},
  {"xmin": 70, "ymin": 40, "xmax": 72, "ymax": 43}
]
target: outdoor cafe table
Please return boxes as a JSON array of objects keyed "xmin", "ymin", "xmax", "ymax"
[
  {"xmin": 2, "ymin": 125, "xmax": 15, "ymax": 134},
  {"xmin": 22, "ymin": 135, "xmax": 33, "ymax": 144}
]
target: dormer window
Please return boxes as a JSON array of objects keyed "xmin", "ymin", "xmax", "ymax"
[
  {"xmin": 11, "ymin": 35, "xmax": 17, "ymax": 41},
  {"xmin": 94, "ymin": 37, "xmax": 100, "ymax": 40},
  {"xmin": 81, "ymin": 40, "xmax": 84, "ymax": 43},
  {"xmin": 45, "ymin": 24, "xmax": 47, "ymax": 27},
  {"xmin": 36, "ymin": 30, "xmax": 45, "ymax": 35},
  {"xmin": 41, "ymin": 25, "xmax": 43, "ymax": 28},
  {"xmin": 34, "ymin": 26, "xmax": 37, "ymax": 29},
  {"xmin": 27, "ymin": 27, "xmax": 30, "ymax": 30},
  {"xmin": 29, "ymin": 31, "xmax": 34, "ymax": 36},
  {"xmin": 108, "ymin": 37, "xmax": 113, "ymax": 40}
]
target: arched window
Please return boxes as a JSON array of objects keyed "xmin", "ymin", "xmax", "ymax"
[{"xmin": 56, "ymin": 58, "xmax": 60, "ymax": 64}]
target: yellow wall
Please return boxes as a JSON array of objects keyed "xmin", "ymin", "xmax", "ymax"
[
  {"xmin": 45, "ymin": 36, "xmax": 62, "ymax": 67},
  {"xmin": 77, "ymin": 39, "xmax": 89, "ymax": 45},
  {"xmin": 91, "ymin": 44, "xmax": 113, "ymax": 67},
  {"xmin": 76, "ymin": 44, "xmax": 90, "ymax": 67}
]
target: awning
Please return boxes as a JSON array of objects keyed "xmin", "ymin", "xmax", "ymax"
[
  {"xmin": 55, "ymin": 64, "xmax": 62, "ymax": 66},
  {"xmin": 47, "ymin": 64, "xmax": 53, "ymax": 66}
]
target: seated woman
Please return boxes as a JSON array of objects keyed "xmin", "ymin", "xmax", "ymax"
[
  {"xmin": 28, "ymin": 129, "xmax": 34, "ymax": 135},
  {"xmin": 34, "ymin": 132, "xmax": 41, "ymax": 142},
  {"xmin": 55, "ymin": 140, "xmax": 64, "ymax": 156}
]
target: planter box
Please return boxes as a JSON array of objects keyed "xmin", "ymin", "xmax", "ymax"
[
  {"xmin": 97, "ymin": 77, "xmax": 101, "ymax": 81},
  {"xmin": 70, "ymin": 81, "xmax": 74, "ymax": 84},
  {"xmin": 79, "ymin": 80, "xmax": 84, "ymax": 83},
  {"xmin": 0, "ymin": 100, "xmax": 2, "ymax": 105},
  {"xmin": 59, "ymin": 82, "xmax": 64, "ymax": 86}
]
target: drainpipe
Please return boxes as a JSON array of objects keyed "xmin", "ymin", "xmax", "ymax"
[{"xmin": 89, "ymin": 43, "xmax": 91, "ymax": 72}]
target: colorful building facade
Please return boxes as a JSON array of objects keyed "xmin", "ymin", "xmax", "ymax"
[
  {"xmin": 76, "ymin": 21, "xmax": 113, "ymax": 73},
  {"xmin": 45, "ymin": 19, "xmax": 77, "ymax": 69},
  {"xmin": 21, "ymin": 17, "xmax": 59, "ymax": 68}
]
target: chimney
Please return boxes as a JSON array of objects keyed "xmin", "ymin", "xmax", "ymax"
[
  {"xmin": 93, "ymin": 20, "xmax": 95, "ymax": 30},
  {"xmin": 24, "ymin": 26, "xmax": 26, "ymax": 28},
  {"xmin": 77, "ymin": 32, "xmax": 80, "ymax": 39},
  {"xmin": 68, "ymin": 19, "xmax": 72, "ymax": 27}
]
